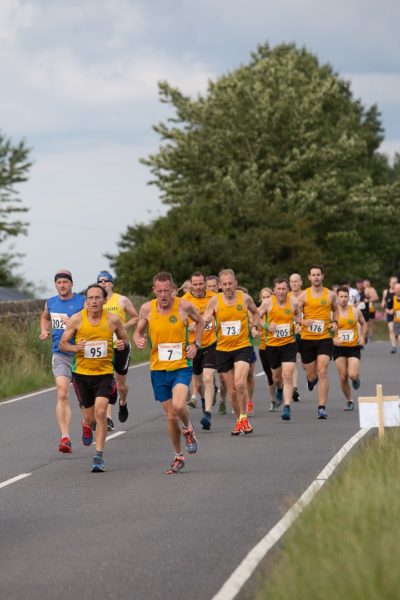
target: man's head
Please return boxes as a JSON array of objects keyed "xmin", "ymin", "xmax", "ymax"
[
  {"xmin": 97, "ymin": 270, "xmax": 114, "ymax": 296},
  {"xmin": 85, "ymin": 284, "xmax": 107, "ymax": 311},
  {"xmin": 389, "ymin": 276, "xmax": 398, "ymax": 289},
  {"xmin": 54, "ymin": 269, "xmax": 73, "ymax": 298},
  {"xmin": 336, "ymin": 286, "xmax": 350, "ymax": 307},
  {"xmin": 394, "ymin": 283, "xmax": 400, "ymax": 298},
  {"xmin": 219, "ymin": 269, "xmax": 237, "ymax": 299},
  {"xmin": 190, "ymin": 271, "xmax": 206, "ymax": 298},
  {"xmin": 289, "ymin": 273, "xmax": 302, "ymax": 293},
  {"xmin": 274, "ymin": 277, "xmax": 289, "ymax": 301},
  {"xmin": 308, "ymin": 264, "xmax": 324, "ymax": 287},
  {"xmin": 153, "ymin": 272, "xmax": 175, "ymax": 308},
  {"xmin": 206, "ymin": 275, "xmax": 219, "ymax": 293},
  {"xmin": 355, "ymin": 278, "xmax": 364, "ymax": 291}
]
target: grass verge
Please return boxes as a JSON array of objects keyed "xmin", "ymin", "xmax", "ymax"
[{"xmin": 256, "ymin": 429, "xmax": 400, "ymax": 599}]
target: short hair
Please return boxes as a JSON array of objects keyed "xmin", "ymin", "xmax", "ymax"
[
  {"xmin": 340, "ymin": 279, "xmax": 350, "ymax": 286},
  {"xmin": 336, "ymin": 286, "xmax": 350, "ymax": 296},
  {"xmin": 308, "ymin": 264, "xmax": 324, "ymax": 275},
  {"xmin": 153, "ymin": 271, "xmax": 173, "ymax": 286},
  {"xmin": 274, "ymin": 277, "xmax": 289, "ymax": 287},
  {"xmin": 86, "ymin": 284, "xmax": 107, "ymax": 299},
  {"xmin": 219, "ymin": 268, "xmax": 235, "ymax": 280},
  {"xmin": 190, "ymin": 271, "xmax": 205, "ymax": 281},
  {"xmin": 206, "ymin": 275, "xmax": 218, "ymax": 283}
]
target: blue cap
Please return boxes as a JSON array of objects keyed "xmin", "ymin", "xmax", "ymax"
[{"xmin": 97, "ymin": 270, "xmax": 114, "ymax": 283}]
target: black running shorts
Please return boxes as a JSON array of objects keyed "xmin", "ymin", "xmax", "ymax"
[
  {"xmin": 300, "ymin": 338, "xmax": 333, "ymax": 364},
  {"xmin": 72, "ymin": 373, "xmax": 115, "ymax": 409},
  {"xmin": 192, "ymin": 343, "xmax": 217, "ymax": 375}
]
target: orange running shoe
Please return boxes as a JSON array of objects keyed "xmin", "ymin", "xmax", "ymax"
[
  {"xmin": 241, "ymin": 416, "xmax": 253, "ymax": 434},
  {"xmin": 59, "ymin": 437, "xmax": 72, "ymax": 453},
  {"xmin": 231, "ymin": 420, "xmax": 244, "ymax": 436},
  {"xmin": 247, "ymin": 400, "xmax": 254, "ymax": 415}
]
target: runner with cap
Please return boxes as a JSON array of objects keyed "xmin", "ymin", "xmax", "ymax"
[
  {"xmin": 39, "ymin": 269, "xmax": 85, "ymax": 453},
  {"xmin": 96, "ymin": 270, "xmax": 138, "ymax": 428}
]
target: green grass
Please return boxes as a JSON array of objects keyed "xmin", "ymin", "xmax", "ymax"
[
  {"xmin": 256, "ymin": 429, "xmax": 400, "ymax": 599},
  {"xmin": 0, "ymin": 320, "xmax": 150, "ymax": 401}
]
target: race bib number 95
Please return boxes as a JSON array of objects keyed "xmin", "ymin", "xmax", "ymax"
[
  {"xmin": 158, "ymin": 343, "xmax": 183, "ymax": 362},
  {"xmin": 221, "ymin": 320, "xmax": 241, "ymax": 336},
  {"xmin": 84, "ymin": 340, "xmax": 108, "ymax": 359}
]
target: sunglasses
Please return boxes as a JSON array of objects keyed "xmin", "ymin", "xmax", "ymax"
[{"xmin": 97, "ymin": 278, "xmax": 110, "ymax": 283}]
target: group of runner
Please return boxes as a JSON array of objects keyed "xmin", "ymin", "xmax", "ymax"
[{"xmin": 40, "ymin": 266, "xmax": 398, "ymax": 475}]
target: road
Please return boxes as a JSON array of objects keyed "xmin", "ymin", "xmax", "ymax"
[{"xmin": 0, "ymin": 341, "xmax": 397, "ymax": 600}]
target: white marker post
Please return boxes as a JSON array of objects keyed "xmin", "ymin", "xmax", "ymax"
[{"xmin": 358, "ymin": 384, "xmax": 400, "ymax": 440}]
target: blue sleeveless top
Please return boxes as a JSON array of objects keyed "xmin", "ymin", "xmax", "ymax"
[{"xmin": 47, "ymin": 293, "xmax": 85, "ymax": 354}]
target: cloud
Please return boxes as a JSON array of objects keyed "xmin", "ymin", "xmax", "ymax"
[{"xmin": 347, "ymin": 73, "xmax": 400, "ymax": 107}]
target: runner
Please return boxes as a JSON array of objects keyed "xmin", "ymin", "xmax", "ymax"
[
  {"xmin": 206, "ymin": 274, "xmax": 227, "ymax": 413},
  {"xmin": 333, "ymin": 286, "xmax": 367, "ymax": 410},
  {"xmin": 133, "ymin": 271, "xmax": 203, "ymax": 474},
  {"xmin": 96, "ymin": 270, "xmax": 138, "ymax": 428},
  {"xmin": 289, "ymin": 272, "xmax": 303, "ymax": 403},
  {"xmin": 206, "ymin": 275, "xmax": 220, "ymax": 293},
  {"xmin": 259, "ymin": 278, "xmax": 301, "ymax": 421},
  {"xmin": 39, "ymin": 269, "xmax": 85, "ymax": 453},
  {"xmin": 297, "ymin": 264, "xmax": 339, "ymax": 419},
  {"xmin": 363, "ymin": 279, "xmax": 379, "ymax": 342},
  {"xmin": 339, "ymin": 278, "xmax": 359, "ymax": 306},
  {"xmin": 257, "ymin": 287, "xmax": 276, "ymax": 411},
  {"xmin": 182, "ymin": 271, "xmax": 217, "ymax": 430},
  {"xmin": 381, "ymin": 276, "xmax": 398, "ymax": 353},
  {"xmin": 392, "ymin": 282, "xmax": 400, "ymax": 351},
  {"xmin": 59, "ymin": 284, "xmax": 129, "ymax": 472},
  {"xmin": 355, "ymin": 279, "xmax": 369, "ymax": 339},
  {"xmin": 203, "ymin": 269, "xmax": 260, "ymax": 435},
  {"xmin": 237, "ymin": 285, "xmax": 257, "ymax": 416}
]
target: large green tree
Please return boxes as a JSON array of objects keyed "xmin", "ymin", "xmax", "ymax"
[
  {"xmin": 112, "ymin": 43, "xmax": 397, "ymax": 295},
  {"xmin": 0, "ymin": 131, "xmax": 31, "ymax": 286}
]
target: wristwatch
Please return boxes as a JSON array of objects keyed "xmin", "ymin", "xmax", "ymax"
[{"xmin": 194, "ymin": 341, "xmax": 200, "ymax": 348}]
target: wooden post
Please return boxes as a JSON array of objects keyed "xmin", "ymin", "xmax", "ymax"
[{"xmin": 376, "ymin": 384, "xmax": 384, "ymax": 440}]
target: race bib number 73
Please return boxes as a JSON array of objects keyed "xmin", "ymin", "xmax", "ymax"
[{"xmin": 221, "ymin": 320, "xmax": 241, "ymax": 336}]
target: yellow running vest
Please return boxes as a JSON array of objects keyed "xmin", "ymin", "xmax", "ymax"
[
  {"xmin": 149, "ymin": 297, "xmax": 191, "ymax": 371},
  {"xmin": 216, "ymin": 291, "xmax": 252, "ymax": 352},
  {"xmin": 182, "ymin": 290, "xmax": 217, "ymax": 348},
  {"xmin": 393, "ymin": 296, "xmax": 400, "ymax": 323},
  {"xmin": 336, "ymin": 306, "xmax": 359, "ymax": 347},
  {"xmin": 103, "ymin": 293, "xmax": 126, "ymax": 322},
  {"xmin": 73, "ymin": 309, "xmax": 114, "ymax": 375},
  {"xmin": 259, "ymin": 314, "xmax": 268, "ymax": 351},
  {"xmin": 266, "ymin": 296, "xmax": 295, "ymax": 347},
  {"xmin": 301, "ymin": 287, "xmax": 332, "ymax": 341}
]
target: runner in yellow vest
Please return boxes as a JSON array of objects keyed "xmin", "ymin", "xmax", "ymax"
[
  {"xmin": 392, "ymin": 282, "xmax": 400, "ymax": 351},
  {"xmin": 134, "ymin": 271, "xmax": 204, "ymax": 474},
  {"xmin": 96, "ymin": 270, "xmax": 138, "ymax": 428},
  {"xmin": 203, "ymin": 269, "xmax": 260, "ymax": 436},
  {"xmin": 289, "ymin": 272, "xmax": 303, "ymax": 403},
  {"xmin": 333, "ymin": 286, "xmax": 367, "ymax": 411},
  {"xmin": 297, "ymin": 264, "xmax": 339, "ymax": 419},
  {"xmin": 60, "ymin": 284, "xmax": 129, "ymax": 472}
]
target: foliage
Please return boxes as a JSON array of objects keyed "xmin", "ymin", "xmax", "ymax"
[{"xmin": 111, "ymin": 43, "xmax": 396, "ymax": 295}]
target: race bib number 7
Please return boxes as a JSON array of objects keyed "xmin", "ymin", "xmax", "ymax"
[
  {"xmin": 158, "ymin": 343, "xmax": 183, "ymax": 362},
  {"xmin": 307, "ymin": 320, "xmax": 325, "ymax": 334},
  {"xmin": 221, "ymin": 320, "xmax": 241, "ymax": 336},
  {"xmin": 50, "ymin": 313, "xmax": 68, "ymax": 330},
  {"xmin": 84, "ymin": 340, "xmax": 108, "ymax": 358}
]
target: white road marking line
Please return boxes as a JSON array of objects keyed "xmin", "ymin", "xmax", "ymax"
[
  {"xmin": 211, "ymin": 427, "xmax": 369, "ymax": 600},
  {"xmin": 255, "ymin": 372, "xmax": 265, "ymax": 377},
  {"xmin": 92, "ymin": 430, "xmax": 126, "ymax": 445},
  {"xmin": 0, "ymin": 473, "xmax": 31, "ymax": 489},
  {"xmin": 0, "ymin": 361, "xmax": 150, "ymax": 406}
]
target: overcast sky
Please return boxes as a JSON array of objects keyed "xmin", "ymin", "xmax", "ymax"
[{"xmin": 1, "ymin": 0, "xmax": 399, "ymax": 295}]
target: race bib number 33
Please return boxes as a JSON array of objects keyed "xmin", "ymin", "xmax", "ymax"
[
  {"xmin": 338, "ymin": 329, "xmax": 354, "ymax": 343},
  {"xmin": 84, "ymin": 340, "xmax": 108, "ymax": 358},
  {"xmin": 221, "ymin": 320, "xmax": 241, "ymax": 336},
  {"xmin": 158, "ymin": 343, "xmax": 183, "ymax": 362}
]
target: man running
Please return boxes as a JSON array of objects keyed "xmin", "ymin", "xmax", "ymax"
[
  {"xmin": 391, "ymin": 282, "xmax": 400, "ymax": 351},
  {"xmin": 96, "ymin": 270, "xmax": 138, "ymax": 428},
  {"xmin": 289, "ymin": 272, "xmax": 303, "ymax": 403},
  {"xmin": 259, "ymin": 278, "xmax": 301, "ymax": 421},
  {"xmin": 206, "ymin": 275, "xmax": 219, "ymax": 293},
  {"xmin": 206, "ymin": 274, "xmax": 227, "ymax": 413},
  {"xmin": 382, "ymin": 276, "xmax": 398, "ymax": 353},
  {"xmin": 333, "ymin": 286, "xmax": 367, "ymax": 411},
  {"xmin": 39, "ymin": 269, "xmax": 85, "ymax": 453},
  {"xmin": 258, "ymin": 287, "xmax": 276, "ymax": 411},
  {"xmin": 134, "ymin": 271, "xmax": 203, "ymax": 474},
  {"xmin": 203, "ymin": 269, "xmax": 260, "ymax": 435},
  {"xmin": 297, "ymin": 264, "xmax": 339, "ymax": 419},
  {"xmin": 182, "ymin": 271, "xmax": 217, "ymax": 430},
  {"xmin": 59, "ymin": 284, "xmax": 129, "ymax": 472},
  {"xmin": 363, "ymin": 279, "xmax": 379, "ymax": 342}
]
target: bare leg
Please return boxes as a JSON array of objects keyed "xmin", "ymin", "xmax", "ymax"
[
  {"xmin": 316, "ymin": 354, "xmax": 330, "ymax": 407},
  {"xmin": 202, "ymin": 368, "xmax": 215, "ymax": 413},
  {"xmin": 55, "ymin": 375, "xmax": 72, "ymax": 437},
  {"xmin": 233, "ymin": 361, "xmax": 250, "ymax": 414},
  {"xmin": 335, "ymin": 357, "xmax": 351, "ymax": 402}
]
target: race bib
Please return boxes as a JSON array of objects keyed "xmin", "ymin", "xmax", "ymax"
[
  {"xmin": 274, "ymin": 324, "xmax": 291, "ymax": 338},
  {"xmin": 158, "ymin": 342, "xmax": 183, "ymax": 362},
  {"xmin": 307, "ymin": 320, "xmax": 325, "ymax": 334},
  {"xmin": 396, "ymin": 311, "xmax": 400, "ymax": 320},
  {"xmin": 84, "ymin": 340, "xmax": 108, "ymax": 359},
  {"xmin": 338, "ymin": 329, "xmax": 354, "ymax": 343},
  {"xmin": 221, "ymin": 320, "xmax": 241, "ymax": 336},
  {"xmin": 50, "ymin": 312, "xmax": 68, "ymax": 330}
]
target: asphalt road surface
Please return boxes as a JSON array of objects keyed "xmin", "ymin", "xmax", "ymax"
[{"xmin": 1, "ymin": 341, "xmax": 398, "ymax": 600}]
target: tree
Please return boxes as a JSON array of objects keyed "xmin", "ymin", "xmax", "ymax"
[
  {"xmin": 111, "ymin": 43, "xmax": 394, "ymax": 295},
  {"xmin": 0, "ymin": 132, "xmax": 32, "ymax": 286}
]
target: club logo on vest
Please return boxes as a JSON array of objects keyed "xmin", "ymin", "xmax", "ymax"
[
  {"xmin": 285, "ymin": 309, "xmax": 291, "ymax": 315},
  {"xmin": 321, "ymin": 299, "xmax": 327, "ymax": 305},
  {"xmin": 169, "ymin": 315, "xmax": 177, "ymax": 323},
  {"xmin": 236, "ymin": 304, "xmax": 243, "ymax": 311}
]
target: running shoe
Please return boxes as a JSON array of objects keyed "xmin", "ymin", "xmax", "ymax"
[
  {"xmin": 201, "ymin": 397, "xmax": 205, "ymax": 415},
  {"xmin": 281, "ymin": 405, "xmax": 291, "ymax": 421},
  {"xmin": 275, "ymin": 388, "xmax": 283, "ymax": 407},
  {"xmin": 91, "ymin": 455, "xmax": 105, "ymax": 472},
  {"xmin": 247, "ymin": 400, "xmax": 254, "ymax": 415},
  {"xmin": 269, "ymin": 401, "xmax": 278, "ymax": 412},
  {"xmin": 351, "ymin": 378, "xmax": 361, "ymax": 390},
  {"xmin": 308, "ymin": 377, "xmax": 319, "ymax": 391},
  {"xmin": 241, "ymin": 416, "xmax": 253, "ymax": 434},
  {"xmin": 231, "ymin": 420, "xmax": 244, "ymax": 435},
  {"xmin": 187, "ymin": 395, "xmax": 197, "ymax": 408},
  {"xmin": 58, "ymin": 437, "xmax": 72, "ymax": 453},
  {"xmin": 292, "ymin": 389, "xmax": 300, "ymax": 402},
  {"xmin": 344, "ymin": 401, "xmax": 354, "ymax": 411},
  {"xmin": 390, "ymin": 347, "xmax": 397, "ymax": 354},
  {"xmin": 82, "ymin": 421, "xmax": 93, "ymax": 446},
  {"xmin": 317, "ymin": 406, "xmax": 328, "ymax": 419},
  {"xmin": 218, "ymin": 401, "xmax": 227, "ymax": 415},
  {"xmin": 118, "ymin": 399, "xmax": 129, "ymax": 423},
  {"xmin": 166, "ymin": 455, "xmax": 185, "ymax": 474},
  {"xmin": 183, "ymin": 425, "xmax": 198, "ymax": 453},
  {"xmin": 200, "ymin": 411, "xmax": 212, "ymax": 430},
  {"xmin": 107, "ymin": 417, "xmax": 114, "ymax": 431}
]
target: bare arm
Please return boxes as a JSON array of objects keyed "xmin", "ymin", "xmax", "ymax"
[
  {"xmin": 202, "ymin": 296, "xmax": 217, "ymax": 325},
  {"xmin": 39, "ymin": 302, "xmax": 51, "ymax": 341},
  {"xmin": 330, "ymin": 291, "xmax": 339, "ymax": 332},
  {"xmin": 181, "ymin": 300, "xmax": 204, "ymax": 358},
  {"xmin": 120, "ymin": 295, "xmax": 139, "ymax": 329},
  {"xmin": 357, "ymin": 309, "xmax": 368, "ymax": 345},
  {"xmin": 133, "ymin": 303, "xmax": 151, "ymax": 349},
  {"xmin": 107, "ymin": 314, "xmax": 129, "ymax": 350},
  {"xmin": 59, "ymin": 314, "xmax": 85, "ymax": 353}
]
